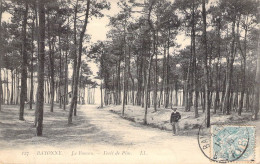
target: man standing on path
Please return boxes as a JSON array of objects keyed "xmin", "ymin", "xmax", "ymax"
[{"xmin": 170, "ymin": 107, "xmax": 181, "ymax": 135}]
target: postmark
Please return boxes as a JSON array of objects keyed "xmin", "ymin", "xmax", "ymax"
[{"xmin": 198, "ymin": 123, "xmax": 255, "ymax": 163}]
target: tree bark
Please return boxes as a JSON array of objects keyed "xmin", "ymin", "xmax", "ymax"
[
  {"xmin": 128, "ymin": 46, "xmax": 135, "ymax": 106},
  {"xmin": 0, "ymin": 0, "xmax": 2, "ymax": 111},
  {"xmin": 58, "ymin": 34, "xmax": 62, "ymax": 109},
  {"xmin": 122, "ymin": 15, "xmax": 127, "ymax": 116},
  {"xmin": 19, "ymin": 1, "xmax": 29, "ymax": 120},
  {"xmin": 117, "ymin": 60, "xmax": 121, "ymax": 105},
  {"xmin": 222, "ymin": 19, "xmax": 236, "ymax": 115},
  {"xmin": 192, "ymin": 0, "xmax": 198, "ymax": 117},
  {"xmin": 36, "ymin": 0, "xmax": 45, "ymax": 136},
  {"xmin": 214, "ymin": 18, "xmax": 221, "ymax": 114},
  {"xmin": 238, "ymin": 23, "xmax": 248, "ymax": 116},
  {"xmin": 185, "ymin": 36, "xmax": 193, "ymax": 112},
  {"xmin": 11, "ymin": 70, "xmax": 14, "ymax": 104},
  {"xmin": 6, "ymin": 69, "xmax": 9, "ymax": 104},
  {"xmin": 63, "ymin": 27, "xmax": 69, "ymax": 110},
  {"xmin": 254, "ymin": 19, "xmax": 260, "ymax": 120},
  {"xmin": 16, "ymin": 69, "xmax": 19, "ymax": 105},
  {"xmin": 71, "ymin": 0, "xmax": 78, "ymax": 110},
  {"xmin": 68, "ymin": 0, "xmax": 90, "ymax": 124},
  {"xmin": 202, "ymin": 0, "xmax": 210, "ymax": 127},
  {"xmin": 165, "ymin": 28, "xmax": 170, "ymax": 108},
  {"xmin": 159, "ymin": 44, "xmax": 166, "ymax": 108},
  {"xmin": 30, "ymin": 15, "xmax": 35, "ymax": 110},
  {"xmin": 153, "ymin": 29, "xmax": 158, "ymax": 111},
  {"xmin": 100, "ymin": 80, "xmax": 103, "ymax": 108},
  {"xmin": 144, "ymin": 54, "xmax": 153, "ymax": 124},
  {"xmin": 47, "ymin": 12, "xmax": 55, "ymax": 112}
]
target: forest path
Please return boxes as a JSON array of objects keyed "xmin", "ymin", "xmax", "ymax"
[
  {"xmin": 80, "ymin": 104, "xmax": 208, "ymax": 163},
  {"xmin": 1, "ymin": 104, "xmax": 258, "ymax": 164}
]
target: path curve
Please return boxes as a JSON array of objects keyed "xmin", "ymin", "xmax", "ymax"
[{"xmin": 80, "ymin": 104, "xmax": 208, "ymax": 163}]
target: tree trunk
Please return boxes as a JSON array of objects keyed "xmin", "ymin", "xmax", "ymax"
[
  {"xmin": 128, "ymin": 46, "xmax": 135, "ymax": 106},
  {"xmin": 68, "ymin": 0, "xmax": 90, "ymax": 124},
  {"xmin": 36, "ymin": 0, "xmax": 45, "ymax": 136},
  {"xmin": 175, "ymin": 81, "xmax": 178, "ymax": 106},
  {"xmin": 222, "ymin": 19, "xmax": 236, "ymax": 115},
  {"xmin": 19, "ymin": 1, "xmax": 29, "ymax": 120},
  {"xmin": 63, "ymin": 30, "xmax": 69, "ymax": 110},
  {"xmin": 159, "ymin": 44, "xmax": 166, "ymax": 108},
  {"xmin": 238, "ymin": 60, "xmax": 246, "ymax": 115},
  {"xmin": 153, "ymin": 30, "xmax": 158, "ymax": 111},
  {"xmin": 122, "ymin": 16, "xmax": 127, "ymax": 116},
  {"xmin": 233, "ymin": 82, "xmax": 239, "ymax": 111},
  {"xmin": 214, "ymin": 19, "xmax": 221, "ymax": 114},
  {"xmin": 16, "ymin": 70, "xmax": 19, "ymax": 105},
  {"xmin": 30, "ymin": 16, "xmax": 35, "ymax": 110},
  {"xmin": 165, "ymin": 28, "xmax": 170, "ymax": 108},
  {"xmin": 144, "ymin": 55, "xmax": 153, "ymax": 124},
  {"xmin": 59, "ymin": 34, "xmax": 62, "ymax": 109},
  {"xmin": 117, "ymin": 60, "xmax": 121, "ymax": 105},
  {"xmin": 238, "ymin": 27, "xmax": 248, "ymax": 116},
  {"xmin": 142, "ymin": 59, "xmax": 146, "ymax": 108},
  {"xmin": 208, "ymin": 43, "xmax": 214, "ymax": 109},
  {"xmin": 170, "ymin": 86, "xmax": 173, "ymax": 108},
  {"xmin": 246, "ymin": 89, "xmax": 250, "ymax": 111},
  {"xmin": 0, "ymin": 0, "xmax": 2, "ymax": 111},
  {"xmin": 13, "ymin": 70, "xmax": 16, "ymax": 104},
  {"xmin": 47, "ymin": 78, "xmax": 50, "ymax": 103},
  {"xmin": 71, "ymin": 0, "xmax": 79, "ymax": 114},
  {"xmin": 192, "ymin": 0, "xmax": 198, "ymax": 117},
  {"xmin": 202, "ymin": 0, "xmax": 210, "ymax": 127},
  {"xmin": 254, "ymin": 21, "xmax": 260, "ymax": 119},
  {"xmin": 11, "ymin": 70, "xmax": 14, "ymax": 104},
  {"xmin": 100, "ymin": 81, "xmax": 103, "ymax": 108},
  {"xmin": 6, "ymin": 69, "xmax": 9, "ymax": 104},
  {"xmin": 47, "ymin": 12, "xmax": 55, "ymax": 112},
  {"xmin": 185, "ymin": 36, "xmax": 193, "ymax": 112},
  {"xmin": 137, "ymin": 50, "xmax": 143, "ymax": 106}
]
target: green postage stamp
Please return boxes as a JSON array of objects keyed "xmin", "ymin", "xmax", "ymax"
[{"xmin": 211, "ymin": 125, "xmax": 255, "ymax": 162}]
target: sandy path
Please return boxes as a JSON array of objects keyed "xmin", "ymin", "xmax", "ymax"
[{"xmin": 79, "ymin": 104, "xmax": 208, "ymax": 163}]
